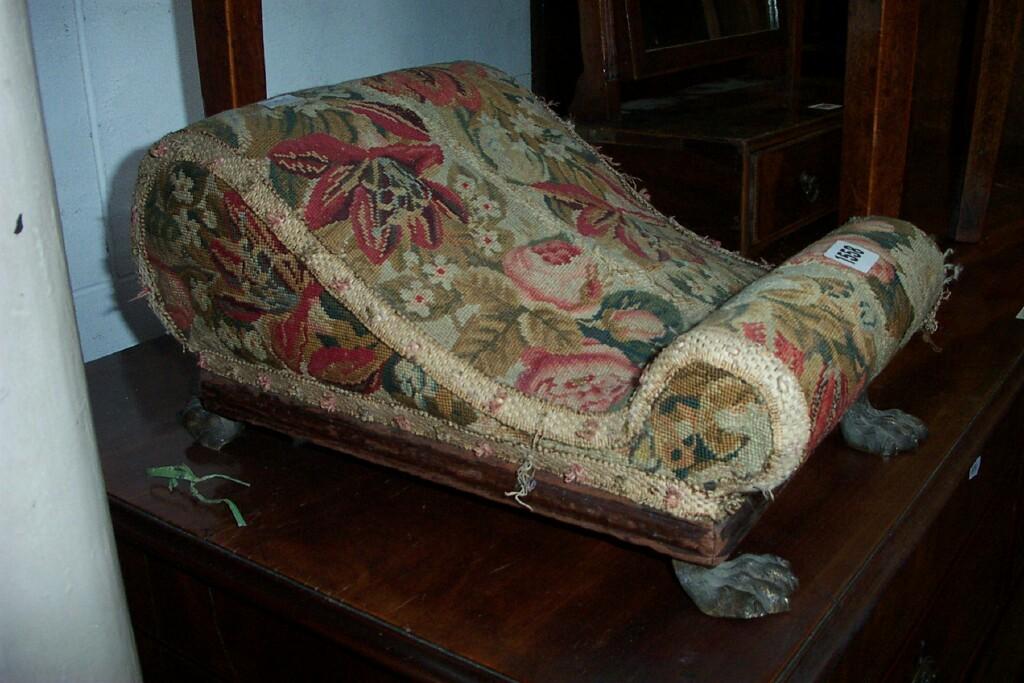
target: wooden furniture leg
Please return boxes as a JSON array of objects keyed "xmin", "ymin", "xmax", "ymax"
[
  {"xmin": 839, "ymin": 0, "xmax": 922, "ymax": 221},
  {"xmin": 190, "ymin": 0, "xmax": 266, "ymax": 116},
  {"xmin": 951, "ymin": 0, "xmax": 1024, "ymax": 242}
]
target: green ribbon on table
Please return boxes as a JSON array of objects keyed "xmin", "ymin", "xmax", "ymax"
[{"xmin": 147, "ymin": 464, "xmax": 250, "ymax": 528}]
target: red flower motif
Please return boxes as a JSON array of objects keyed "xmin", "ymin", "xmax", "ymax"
[
  {"xmin": 773, "ymin": 331, "xmax": 806, "ymax": 376},
  {"xmin": 270, "ymin": 281, "xmax": 323, "ymax": 371},
  {"xmin": 364, "ymin": 63, "xmax": 485, "ymax": 112},
  {"xmin": 809, "ymin": 365, "xmax": 851, "ymax": 447},
  {"xmin": 308, "ymin": 346, "xmax": 378, "ymax": 384},
  {"xmin": 741, "ymin": 321, "xmax": 767, "ymax": 345},
  {"xmin": 269, "ymin": 133, "xmax": 468, "ymax": 265},
  {"xmin": 214, "ymin": 295, "xmax": 266, "ymax": 324},
  {"xmin": 148, "ymin": 254, "xmax": 195, "ymax": 330},
  {"xmin": 346, "ymin": 102, "xmax": 431, "ymax": 142},
  {"xmin": 223, "ymin": 191, "xmax": 277, "ymax": 244},
  {"xmin": 531, "ymin": 181, "xmax": 676, "ymax": 262}
]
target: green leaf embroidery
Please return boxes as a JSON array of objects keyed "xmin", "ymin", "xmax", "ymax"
[
  {"xmin": 454, "ymin": 267, "xmax": 521, "ymax": 309},
  {"xmin": 521, "ymin": 306, "xmax": 584, "ymax": 354},
  {"xmin": 452, "ymin": 310, "xmax": 527, "ymax": 376}
]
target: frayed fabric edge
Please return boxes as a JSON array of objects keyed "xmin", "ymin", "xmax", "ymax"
[{"xmin": 921, "ymin": 248, "xmax": 964, "ymax": 351}]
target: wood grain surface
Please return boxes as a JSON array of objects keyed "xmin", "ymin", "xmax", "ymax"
[{"xmin": 91, "ymin": 200, "xmax": 1024, "ymax": 680}]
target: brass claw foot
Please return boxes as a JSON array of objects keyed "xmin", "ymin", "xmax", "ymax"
[
  {"xmin": 673, "ymin": 553, "xmax": 798, "ymax": 619},
  {"xmin": 179, "ymin": 396, "xmax": 244, "ymax": 451},
  {"xmin": 840, "ymin": 394, "xmax": 927, "ymax": 457}
]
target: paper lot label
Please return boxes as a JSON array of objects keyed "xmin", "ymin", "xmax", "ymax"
[{"xmin": 824, "ymin": 240, "xmax": 880, "ymax": 274}]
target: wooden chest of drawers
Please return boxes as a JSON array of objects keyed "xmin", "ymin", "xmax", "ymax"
[
  {"xmin": 577, "ymin": 79, "xmax": 843, "ymax": 255},
  {"xmin": 88, "ymin": 201, "xmax": 1024, "ymax": 681}
]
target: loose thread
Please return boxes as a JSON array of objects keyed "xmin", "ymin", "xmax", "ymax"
[
  {"xmin": 531, "ymin": 411, "xmax": 552, "ymax": 450},
  {"xmin": 921, "ymin": 250, "xmax": 964, "ymax": 347},
  {"xmin": 921, "ymin": 332, "xmax": 943, "ymax": 353},
  {"xmin": 504, "ymin": 457, "xmax": 537, "ymax": 511},
  {"xmin": 147, "ymin": 464, "xmax": 250, "ymax": 527}
]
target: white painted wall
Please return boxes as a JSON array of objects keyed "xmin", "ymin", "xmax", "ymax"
[
  {"xmin": 0, "ymin": 1, "xmax": 140, "ymax": 679},
  {"xmin": 27, "ymin": 0, "xmax": 531, "ymax": 361},
  {"xmin": 27, "ymin": 0, "xmax": 203, "ymax": 362},
  {"xmin": 262, "ymin": 0, "xmax": 531, "ymax": 95}
]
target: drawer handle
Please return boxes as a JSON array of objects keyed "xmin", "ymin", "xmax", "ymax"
[{"xmin": 799, "ymin": 171, "xmax": 821, "ymax": 203}]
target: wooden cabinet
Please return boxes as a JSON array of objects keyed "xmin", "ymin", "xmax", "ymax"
[
  {"xmin": 548, "ymin": 0, "xmax": 844, "ymax": 256},
  {"xmin": 751, "ymin": 126, "xmax": 841, "ymax": 245},
  {"xmin": 577, "ymin": 80, "xmax": 843, "ymax": 255},
  {"xmin": 88, "ymin": 204, "xmax": 1024, "ymax": 681}
]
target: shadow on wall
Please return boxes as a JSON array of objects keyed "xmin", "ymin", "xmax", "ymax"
[
  {"xmin": 172, "ymin": 0, "xmax": 206, "ymax": 125},
  {"xmin": 105, "ymin": 148, "xmax": 165, "ymax": 350},
  {"xmin": 103, "ymin": 1, "xmax": 206, "ymax": 354}
]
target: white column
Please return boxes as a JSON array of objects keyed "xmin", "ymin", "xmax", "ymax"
[{"xmin": 0, "ymin": 1, "xmax": 142, "ymax": 681}]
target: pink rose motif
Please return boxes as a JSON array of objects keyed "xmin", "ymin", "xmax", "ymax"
[
  {"xmin": 604, "ymin": 308, "xmax": 666, "ymax": 342},
  {"xmin": 516, "ymin": 344, "xmax": 640, "ymax": 413},
  {"xmin": 486, "ymin": 389, "xmax": 508, "ymax": 414},
  {"xmin": 563, "ymin": 463, "xmax": 586, "ymax": 484},
  {"xmin": 503, "ymin": 240, "xmax": 602, "ymax": 315}
]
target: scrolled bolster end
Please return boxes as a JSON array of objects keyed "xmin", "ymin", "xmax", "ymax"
[
  {"xmin": 640, "ymin": 217, "xmax": 945, "ymax": 498},
  {"xmin": 636, "ymin": 329, "xmax": 810, "ymax": 499}
]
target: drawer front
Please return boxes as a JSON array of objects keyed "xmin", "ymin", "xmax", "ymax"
[
  {"xmin": 812, "ymin": 394, "xmax": 1024, "ymax": 682},
  {"xmin": 750, "ymin": 127, "xmax": 841, "ymax": 245},
  {"xmin": 587, "ymin": 140, "xmax": 744, "ymax": 250},
  {"xmin": 882, "ymin": 492, "xmax": 1016, "ymax": 683}
]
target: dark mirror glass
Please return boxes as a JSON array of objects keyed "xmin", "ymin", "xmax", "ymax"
[{"xmin": 640, "ymin": 0, "xmax": 781, "ymax": 49}]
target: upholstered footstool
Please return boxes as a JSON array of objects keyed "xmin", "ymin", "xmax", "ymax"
[{"xmin": 133, "ymin": 62, "xmax": 954, "ymax": 617}]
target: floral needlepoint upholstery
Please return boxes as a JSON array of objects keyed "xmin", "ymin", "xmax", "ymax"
[{"xmin": 133, "ymin": 62, "xmax": 947, "ymax": 521}]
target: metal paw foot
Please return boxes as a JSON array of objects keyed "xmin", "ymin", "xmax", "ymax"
[
  {"xmin": 673, "ymin": 553, "xmax": 798, "ymax": 619},
  {"xmin": 179, "ymin": 397, "xmax": 244, "ymax": 451},
  {"xmin": 840, "ymin": 394, "xmax": 927, "ymax": 457}
]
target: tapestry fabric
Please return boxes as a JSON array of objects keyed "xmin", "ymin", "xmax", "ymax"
[{"xmin": 133, "ymin": 61, "xmax": 947, "ymax": 521}]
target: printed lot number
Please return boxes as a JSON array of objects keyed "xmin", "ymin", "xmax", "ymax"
[{"xmin": 824, "ymin": 240, "xmax": 880, "ymax": 274}]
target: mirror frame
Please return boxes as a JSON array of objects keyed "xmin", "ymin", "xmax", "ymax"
[{"xmin": 621, "ymin": 0, "xmax": 792, "ymax": 80}]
